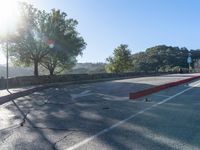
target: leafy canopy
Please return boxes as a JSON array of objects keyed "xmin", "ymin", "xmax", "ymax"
[
  {"xmin": 7, "ymin": 2, "xmax": 86, "ymax": 76},
  {"xmin": 106, "ymin": 44, "xmax": 133, "ymax": 73}
]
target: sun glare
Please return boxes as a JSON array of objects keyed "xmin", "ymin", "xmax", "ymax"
[{"xmin": 0, "ymin": 0, "xmax": 20, "ymax": 34}]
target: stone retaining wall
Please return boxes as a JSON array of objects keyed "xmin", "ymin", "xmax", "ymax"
[{"xmin": 0, "ymin": 72, "xmax": 169, "ymax": 90}]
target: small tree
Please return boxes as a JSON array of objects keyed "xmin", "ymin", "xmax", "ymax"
[{"xmin": 106, "ymin": 44, "xmax": 133, "ymax": 73}]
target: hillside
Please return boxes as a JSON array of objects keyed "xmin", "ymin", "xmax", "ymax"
[
  {"xmin": 0, "ymin": 63, "xmax": 106, "ymax": 78},
  {"xmin": 67, "ymin": 63, "xmax": 106, "ymax": 74},
  {"xmin": 0, "ymin": 65, "xmax": 33, "ymax": 78}
]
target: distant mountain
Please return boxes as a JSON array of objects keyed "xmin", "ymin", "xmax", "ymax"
[
  {"xmin": 66, "ymin": 63, "xmax": 106, "ymax": 74},
  {"xmin": 0, "ymin": 65, "xmax": 33, "ymax": 78},
  {"xmin": 0, "ymin": 63, "xmax": 106, "ymax": 78}
]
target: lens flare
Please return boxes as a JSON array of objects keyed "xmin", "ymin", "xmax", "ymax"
[{"xmin": 0, "ymin": 0, "xmax": 20, "ymax": 34}]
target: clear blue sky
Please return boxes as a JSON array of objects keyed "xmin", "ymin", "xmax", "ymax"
[{"xmin": 2, "ymin": 0, "xmax": 200, "ymax": 64}]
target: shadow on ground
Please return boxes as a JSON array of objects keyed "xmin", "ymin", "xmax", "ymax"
[{"xmin": 0, "ymin": 79, "xmax": 200, "ymax": 150}]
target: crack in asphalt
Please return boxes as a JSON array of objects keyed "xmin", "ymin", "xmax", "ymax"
[
  {"xmin": 10, "ymin": 100, "xmax": 57, "ymax": 149},
  {"xmin": 0, "ymin": 126, "xmax": 21, "ymax": 146},
  {"xmin": 1, "ymin": 91, "xmax": 130, "ymax": 149},
  {"xmin": 53, "ymin": 130, "xmax": 82, "ymax": 150},
  {"xmin": 0, "ymin": 132, "xmax": 13, "ymax": 145}
]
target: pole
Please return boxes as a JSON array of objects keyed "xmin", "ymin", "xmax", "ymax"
[
  {"xmin": 189, "ymin": 63, "xmax": 191, "ymax": 73},
  {"xmin": 6, "ymin": 41, "xmax": 9, "ymax": 90},
  {"xmin": 188, "ymin": 63, "xmax": 190, "ymax": 73}
]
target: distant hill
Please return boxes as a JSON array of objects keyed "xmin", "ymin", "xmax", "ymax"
[
  {"xmin": 66, "ymin": 63, "xmax": 106, "ymax": 74},
  {"xmin": 0, "ymin": 65, "xmax": 33, "ymax": 78},
  {"xmin": 0, "ymin": 63, "xmax": 106, "ymax": 78}
]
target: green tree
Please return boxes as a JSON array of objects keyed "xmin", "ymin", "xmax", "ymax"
[
  {"xmin": 40, "ymin": 9, "xmax": 86, "ymax": 75},
  {"xmin": 145, "ymin": 45, "xmax": 189, "ymax": 72},
  {"xmin": 9, "ymin": 3, "xmax": 50, "ymax": 76},
  {"xmin": 190, "ymin": 49, "xmax": 200, "ymax": 68},
  {"xmin": 132, "ymin": 52, "xmax": 150, "ymax": 73},
  {"xmin": 8, "ymin": 3, "xmax": 86, "ymax": 76},
  {"xmin": 106, "ymin": 44, "xmax": 133, "ymax": 73},
  {"xmin": 132, "ymin": 45, "xmax": 190, "ymax": 73}
]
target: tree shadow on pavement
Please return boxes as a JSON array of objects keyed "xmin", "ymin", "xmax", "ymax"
[{"xmin": 0, "ymin": 80, "xmax": 200, "ymax": 150}]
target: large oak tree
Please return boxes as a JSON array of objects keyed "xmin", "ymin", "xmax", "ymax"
[
  {"xmin": 9, "ymin": 3, "xmax": 86, "ymax": 76},
  {"xmin": 40, "ymin": 9, "xmax": 86, "ymax": 75}
]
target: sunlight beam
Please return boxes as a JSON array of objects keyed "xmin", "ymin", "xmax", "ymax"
[{"xmin": 0, "ymin": 0, "xmax": 20, "ymax": 35}]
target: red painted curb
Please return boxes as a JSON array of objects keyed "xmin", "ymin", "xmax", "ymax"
[{"xmin": 129, "ymin": 76, "xmax": 200, "ymax": 100}]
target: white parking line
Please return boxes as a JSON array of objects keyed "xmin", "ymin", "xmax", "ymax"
[{"xmin": 66, "ymin": 80, "xmax": 200, "ymax": 150}]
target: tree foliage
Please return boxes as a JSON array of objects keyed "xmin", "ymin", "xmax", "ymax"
[
  {"xmin": 106, "ymin": 44, "xmax": 133, "ymax": 73},
  {"xmin": 40, "ymin": 9, "xmax": 86, "ymax": 75},
  {"xmin": 132, "ymin": 45, "xmax": 200, "ymax": 73},
  {"xmin": 145, "ymin": 45, "xmax": 189, "ymax": 72},
  {"xmin": 7, "ymin": 2, "xmax": 86, "ymax": 76},
  {"xmin": 106, "ymin": 44, "xmax": 200, "ymax": 74},
  {"xmin": 9, "ymin": 3, "xmax": 49, "ymax": 76},
  {"xmin": 132, "ymin": 52, "xmax": 149, "ymax": 73}
]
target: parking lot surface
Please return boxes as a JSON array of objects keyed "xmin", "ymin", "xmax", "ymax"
[{"xmin": 0, "ymin": 74, "xmax": 200, "ymax": 150}]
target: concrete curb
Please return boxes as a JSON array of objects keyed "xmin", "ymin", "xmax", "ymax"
[
  {"xmin": 0, "ymin": 86, "xmax": 45, "ymax": 105},
  {"xmin": 129, "ymin": 76, "xmax": 200, "ymax": 100}
]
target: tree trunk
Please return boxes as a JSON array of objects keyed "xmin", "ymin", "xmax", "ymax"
[
  {"xmin": 49, "ymin": 68, "xmax": 54, "ymax": 76},
  {"xmin": 34, "ymin": 60, "xmax": 39, "ymax": 76}
]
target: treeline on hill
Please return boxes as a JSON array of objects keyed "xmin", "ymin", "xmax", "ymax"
[
  {"xmin": 66, "ymin": 63, "xmax": 106, "ymax": 74},
  {"xmin": 106, "ymin": 44, "xmax": 200, "ymax": 73}
]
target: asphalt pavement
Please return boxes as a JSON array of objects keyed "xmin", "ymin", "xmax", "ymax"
[{"xmin": 0, "ymin": 74, "xmax": 200, "ymax": 150}]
